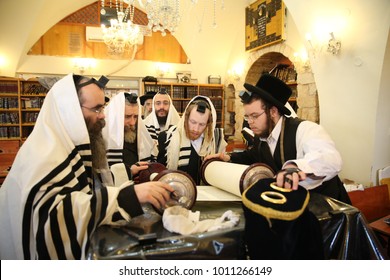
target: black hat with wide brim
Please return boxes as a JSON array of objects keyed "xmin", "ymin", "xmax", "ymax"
[
  {"xmin": 140, "ymin": 91, "xmax": 157, "ymax": 105},
  {"xmin": 243, "ymin": 74, "xmax": 292, "ymax": 116}
]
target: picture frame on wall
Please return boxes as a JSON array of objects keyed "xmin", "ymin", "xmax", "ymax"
[{"xmin": 245, "ymin": 0, "xmax": 286, "ymax": 52}]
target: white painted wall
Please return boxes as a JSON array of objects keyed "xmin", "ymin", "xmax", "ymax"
[{"xmin": 284, "ymin": 0, "xmax": 390, "ymax": 185}]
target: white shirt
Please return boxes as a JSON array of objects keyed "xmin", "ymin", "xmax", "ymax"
[
  {"xmin": 262, "ymin": 117, "xmax": 342, "ymax": 190},
  {"xmin": 191, "ymin": 134, "xmax": 204, "ymax": 154}
]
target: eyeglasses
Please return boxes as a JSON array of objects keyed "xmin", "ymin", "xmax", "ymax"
[
  {"xmin": 81, "ymin": 104, "xmax": 106, "ymax": 115},
  {"xmin": 243, "ymin": 111, "xmax": 265, "ymax": 122}
]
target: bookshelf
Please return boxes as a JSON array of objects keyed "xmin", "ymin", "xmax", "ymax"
[
  {"xmin": 269, "ymin": 63, "xmax": 298, "ymax": 112},
  {"xmin": 0, "ymin": 78, "xmax": 48, "ymax": 140},
  {"xmin": 143, "ymin": 82, "xmax": 224, "ymax": 127}
]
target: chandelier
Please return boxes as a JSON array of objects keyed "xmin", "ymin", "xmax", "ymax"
[
  {"xmin": 100, "ymin": 0, "xmax": 141, "ymax": 54},
  {"xmin": 145, "ymin": 0, "xmax": 181, "ymax": 36},
  {"xmin": 144, "ymin": 0, "xmax": 224, "ymax": 36}
]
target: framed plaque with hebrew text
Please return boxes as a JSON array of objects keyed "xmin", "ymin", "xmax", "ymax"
[{"xmin": 245, "ymin": 0, "xmax": 285, "ymax": 52}]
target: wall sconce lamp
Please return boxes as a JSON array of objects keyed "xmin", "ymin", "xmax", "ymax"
[
  {"xmin": 155, "ymin": 63, "xmax": 172, "ymax": 78},
  {"xmin": 327, "ymin": 32, "xmax": 341, "ymax": 55},
  {"xmin": 306, "ymin": 32, "xmax": 342, "ymax": 57},
  {"xmin": 73, "ymin": 58, "xmax": 96, "ymax": 74},
  {"xmin": 228, "ymin": 63, "xmax": 244, "ymax": 81},
  {"xmin": 293, "ymin": 51, "xmax": 310, "ymax": 72}
]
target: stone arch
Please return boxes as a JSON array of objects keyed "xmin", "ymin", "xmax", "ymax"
[{"xmin": 225, "ymin": 43, "xmax": 319, "ymax": 140}]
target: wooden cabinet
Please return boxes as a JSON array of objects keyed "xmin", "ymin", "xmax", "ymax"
[
  {"xmin": 143, "ymin": 82, "xmax": 224, "ymax": 127},
  {"xmin": 0, "ymin": 77, "xmax": 48, "ymax": 141}
]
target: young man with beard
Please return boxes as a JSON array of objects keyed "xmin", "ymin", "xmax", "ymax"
[
  {"xmin": 157, "ymin": 96, "xmax": 227, "ymax": 184},
  {"xmin": 143, "ymin": 89, "xmax": 180, "ymax": 142},
  {"xmin": 206, "ymin": 74, "xmax": 350, "ymax": 204},
  {"xmin": 0, "ymin": 74, "xmax": 173, "ymax": 260},
  {"xmin": 103, "ymin": 92, "xmax": 155, "ymax": 180}
]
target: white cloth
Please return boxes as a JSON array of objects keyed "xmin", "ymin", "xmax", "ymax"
[
  {"xmin": 103, "ymin": 92, "xmax": 155, "ymax": 165},
  {"xmin": 0, "ymin": 74, "xmax": 137, "ymax": 260},
  {"xmin": 143, "ymin": 93, "xmax": 180, "ymax": 141},
  {"xmin": 163, "ymin": 96, "xmax": 227, "ymax": 170},
  {"xmin": 262, "ymin": 116, "xmax": 342, "ymax": 190},
  {"xmin": 162, "ymin": 206, "xmax": 240, "ymax": 235}
]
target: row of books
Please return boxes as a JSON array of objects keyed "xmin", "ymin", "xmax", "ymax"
[
  {"xmin": 269, "ymin": 64, "xmax": 297, "ymax": 83},
  {"xmin": 171, "ymin": 87, "xmax": 198, "ymax": 99},
  {"xmin": 0, "ymin": 82, "xmax": 18, "ymax": 94},
  {"xmin": 23, "ymin": 112, "xmax": 39, "ymax": 123},
  {"xmin": 0, "ymin": 112, "xmax": 19, "ymax": 124},
  {"xmin": 21, "ymin": 97, "xmax": 44, "ymax": 109},
  {"xmin": 199, "ymin": 88, "xmax": 223, "ymax": 97},
  {"xmin": 21, "ymin": 84, "xmax": 48, "ymax": 95},
  {"xmin": 0, "ymin": 97, "xmax": 19, "ymax": 109},
  {"xmin": 0, "ymin": 127, "xmax": 20, "ymax": 138}
]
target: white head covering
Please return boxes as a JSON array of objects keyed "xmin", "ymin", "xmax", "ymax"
[
  {"xmin": 103, "ymin": 92, "xmax": 155, "ymax": 165},
  {"xmin": 143, "ymin": 92, "xmax": 180, "ymax": 141},
  {"xmin": 0, "ymin": 74, "xmax": 133, "ymax": 260},
  {"xmin": 164, "ymin": 95, "xmax": 227, "ymax": 170}
]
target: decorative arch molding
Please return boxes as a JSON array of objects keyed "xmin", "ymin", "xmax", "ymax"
[{"xmin": 225, "ymin": 43, "xmax": 319, "ymax": 140}]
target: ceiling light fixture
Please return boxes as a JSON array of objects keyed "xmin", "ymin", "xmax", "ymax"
[{"xmin": 100, "ymin": 0, "xmax": 141, "ymax": 55}]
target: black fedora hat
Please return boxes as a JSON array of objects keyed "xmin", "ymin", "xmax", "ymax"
[
  {"xmin": 139, "ymin": 91, "xmax": 157, "ymax": 106},
  {"xmin": 243, "ymin": 74, "xmax": 292, "ymax": 116}
]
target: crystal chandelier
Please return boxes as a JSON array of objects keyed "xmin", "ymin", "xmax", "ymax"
[
  {"xmin": 144, "ymin": 0, "xmax": 224, "ymax": 36},
  {"xmin": 100, "ymin": 0, "xmax": 141, "ymax": 54},
  {"xmin": 144, "ymin": 0, "xmax": 181, "ymax": 36}
]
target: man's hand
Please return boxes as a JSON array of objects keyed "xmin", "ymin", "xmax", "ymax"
[
  {"xmin": 204, "ymin": 152, "xmax": 230, "ymax": 162},
  {"xmin": 275, "ymin": 164, "xmax": 306, "ymax": 190},
  {"xmin": 130, "ymin": 161, "xmax": 149, "ymax": 176},
  {"xmin": 134, "ymin": 181, "xmax": 174, "ymax": 209}
]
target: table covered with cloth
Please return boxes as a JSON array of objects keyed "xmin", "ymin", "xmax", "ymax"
[{"xmin": 86, "ymin": 191, "xmax": 387, "ymax": 260}]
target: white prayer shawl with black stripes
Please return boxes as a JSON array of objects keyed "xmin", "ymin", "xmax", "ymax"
[
  {"xmin": 103, "ymin": 92, "xmax": 156, "ymax": 167},
  {"xmin": 143, "ymin": 93, "xmax": 180, "ymax": 141},
  {"xmin": 0, "ymin": 74, "xmax": 135, "ymax": 260},
  {"xmin": 163, "ymin": 96, "xmax": 227, "ymax": 170}
]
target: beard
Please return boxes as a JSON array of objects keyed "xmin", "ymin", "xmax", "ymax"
[
  {"xmin": 157, "ymin": 115, "xmax": 167, "ymax": 127},
  {"xmin": 87, "ymin": 119, "xmax": 107, "ymax": 170},
  {"xmin": 124, "ymin": 125, "xmax": 137, "ymax": 143},
  {"xmin": 253, "ymin": 116, "xmax": 274, "ymax": 139}
]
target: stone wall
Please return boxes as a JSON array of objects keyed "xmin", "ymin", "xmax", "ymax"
[{"xmin": 224, "ymin": 43, "xmax": 319, "ymax": 140}]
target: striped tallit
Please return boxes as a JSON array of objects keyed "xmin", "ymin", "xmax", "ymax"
[
  {"xmin": 143, "ymin": 93, "xmax": 180, "ymax": 141},
  {"xmin": 0, "ymin": 74, "xmax": 138, "ymax": 260},
  {"xmin": 162, "ymin": 96, "xmax": 227, "ymax": 170}
]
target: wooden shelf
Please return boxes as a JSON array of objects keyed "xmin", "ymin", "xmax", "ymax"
[{"xmin": 0, "ymin": 78, "xmax": 47, "ymax": 140}]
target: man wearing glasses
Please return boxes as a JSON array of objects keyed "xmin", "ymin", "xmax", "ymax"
[
  {"xmin": 206, "ymin": 74, "xmax": 350, "ymax": 204},
  {"xmin": 0, "ymin": 74, "xmax": 173, "ymax": 259}
]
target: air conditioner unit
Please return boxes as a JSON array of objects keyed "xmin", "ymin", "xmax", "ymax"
[{"xmin": 86, "ymin": 26, "xmax": 104, "ymax": 42}]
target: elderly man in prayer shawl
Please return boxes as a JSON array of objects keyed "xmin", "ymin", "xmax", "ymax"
[
  {"xmin": 156, "ymin": 96, "xmax": 227, "ymax": 184},
  {"xmin": 0, "ymin": 74, "xmax": 173, "ymax": 260},
  {"xmin": 143, "ymin": 89, "xmax": 180, "ymax": 142},
  {"xmin": 103, "ymin": 92, "xmax": 156, "ymax": 183}
]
